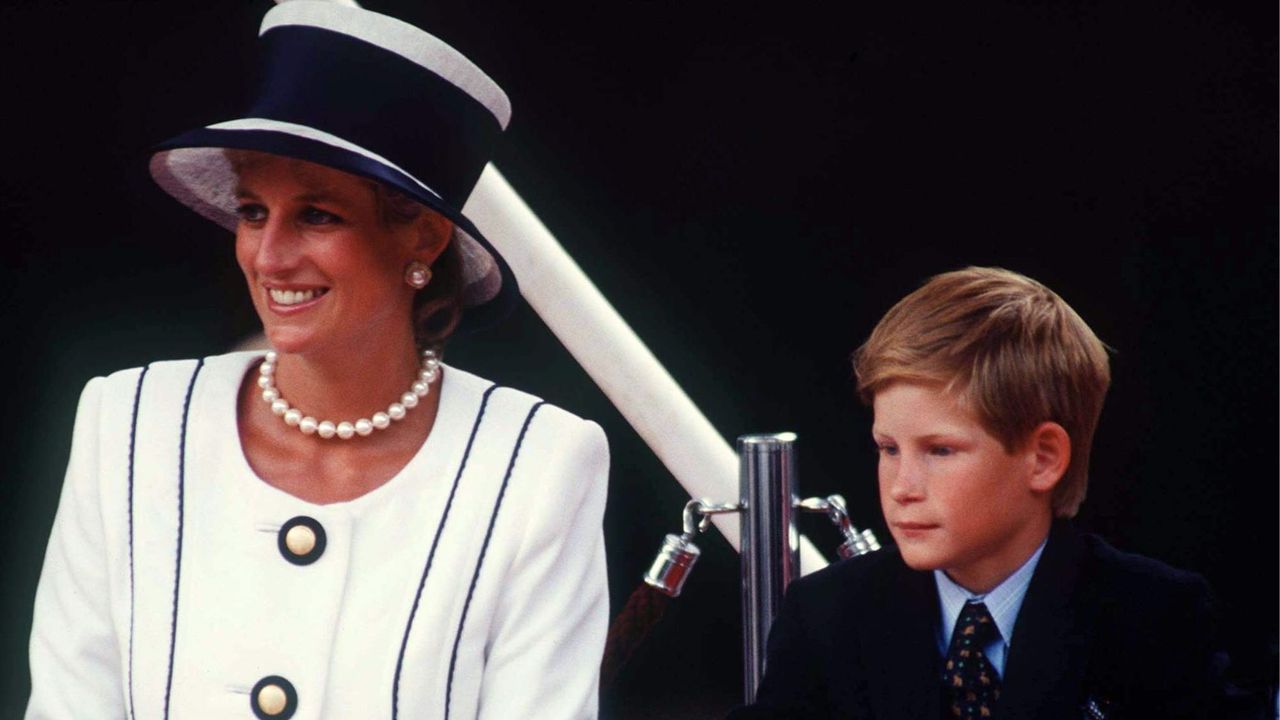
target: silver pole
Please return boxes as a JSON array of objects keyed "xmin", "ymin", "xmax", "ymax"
[{"xmin": 738, "ymin": 432, "xmax": 799, "ymax": 703}]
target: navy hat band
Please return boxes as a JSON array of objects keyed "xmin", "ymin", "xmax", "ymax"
[{"xmin": 251, "ymin": 24, "xmax": 503, "ymax": 207}]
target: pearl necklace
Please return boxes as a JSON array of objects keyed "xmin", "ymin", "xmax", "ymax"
[{"xmin": 257, "ymin": 349, "xmax": 441, "ymax": 440}]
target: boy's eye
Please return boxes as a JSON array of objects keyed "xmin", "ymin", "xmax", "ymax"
[
  {"xmin": 235, "ymin": 203, "xmax": 267, "ymax": 223},
  {"xmin": 301, "ymin": 207, "xmax": 341, "ymax": 225}
]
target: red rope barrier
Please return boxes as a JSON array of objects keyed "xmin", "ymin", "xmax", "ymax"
[{"xmin": 600, "ymin": 583, "xmax": 671, "ymax": 691}]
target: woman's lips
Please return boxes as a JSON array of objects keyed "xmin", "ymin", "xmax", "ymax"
[{"xmin": 265, "ymin": 286, "xmax": 328, "ymax": 314}]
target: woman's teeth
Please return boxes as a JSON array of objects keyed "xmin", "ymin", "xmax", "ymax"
[{"xmin": 269, "ymin": 288, "xmax": 326, "ymax": 305}]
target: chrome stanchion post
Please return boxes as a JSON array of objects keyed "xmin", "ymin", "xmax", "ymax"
[
  {"xmin": 643, "ymin": 433, "xmax": 879, "ymax": 702},
  {"xmin": 738, "ymin": 432, "xmax": 799, "ymax": 703}
]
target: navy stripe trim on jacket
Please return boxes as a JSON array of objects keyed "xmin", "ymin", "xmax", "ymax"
[
  {"xmin": 392, "ymin": 383, "xmax": 499, "ymax": 719},
  {"xmin": 163, "ymin": 358, "xmax": 204, "ymax": 720},
  {"xmin": 126, "ymin": 365, "xmax": 150, "ymax": 720},
  {"xmin": 444, "ymin": 400, "xmax": 547, "ymax": 720}
]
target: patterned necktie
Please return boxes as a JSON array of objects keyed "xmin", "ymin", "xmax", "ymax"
[{"xmin": 941, "ymin": 600, "xmax": 1002, "ymax": 719}]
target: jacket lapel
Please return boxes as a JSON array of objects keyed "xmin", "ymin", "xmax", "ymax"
[
  {"xmin": 863, "ymin": 558, "xmax": 942, "ymax": 719},
  {"xmin": 998, "ymin": 520, "xmax": 1091, "ymax": 720}
]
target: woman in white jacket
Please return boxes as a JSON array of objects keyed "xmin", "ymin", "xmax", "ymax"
[{"xmin": 27, "ymin": 3, "xmax": 609, "ymax": 719}]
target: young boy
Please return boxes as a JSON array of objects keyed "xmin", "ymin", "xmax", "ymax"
[{"xmin": 730, "ymin": 267, "xmax": 1239, "ymax": 719}]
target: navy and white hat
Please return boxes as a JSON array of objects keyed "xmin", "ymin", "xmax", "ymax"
[{"xmin": 150, "ymin": 0, "xmax": 517, "ymax": 330}]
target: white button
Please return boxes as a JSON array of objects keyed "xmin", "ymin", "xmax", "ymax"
[
  {"xmin": 284, "ymin": 525, "xmax": 317, "ymax": 557},
  {"xmin": 256, "ymin": 684, "xmax": 287, "ymax": 716}
]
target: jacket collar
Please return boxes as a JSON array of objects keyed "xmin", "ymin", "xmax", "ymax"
[
  {"xmin": 865, "ymin": 520, "xmax": 1092, "ymax": 720},
  {"xmin": 998, "ymin": 519, "xmax": 1092, "ymax": 720},
  {"xmin": 864, "ymin": 553, "xmax": 943, "ymax": 719}
]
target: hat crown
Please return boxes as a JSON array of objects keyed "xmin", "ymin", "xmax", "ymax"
[
  {"xmin": 261, "ymin": 1, "xmax": 511, "ymax": 130},
  {"xmin": 242, "ymin": 1, "xmax": 508, "ymax": 206}
]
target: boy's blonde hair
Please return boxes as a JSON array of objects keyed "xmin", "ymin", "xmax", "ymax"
[{"xmin": 852, "ymin": 267, "xmax": 1110, "ymax": 517}]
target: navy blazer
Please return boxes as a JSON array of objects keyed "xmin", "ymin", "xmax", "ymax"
[{"xmin": 728, "ymin": 521, "xmax": 1253, "ymax": 720}]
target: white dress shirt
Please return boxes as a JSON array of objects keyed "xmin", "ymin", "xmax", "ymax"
[{"xmin": 934, "ymin": 538, "xmax": 1047, "ymax": 677}]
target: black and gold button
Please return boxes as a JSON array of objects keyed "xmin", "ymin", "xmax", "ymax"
[
  {"xmin": 277, "ymin": 516, "xmax": 326, "ymax": 566},
  {"xmin": 250, "ymin": 675, "xmax": 297, "ymax": 719}
]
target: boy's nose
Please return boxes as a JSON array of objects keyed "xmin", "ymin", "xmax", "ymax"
[{"xmin": 885, "ymin": 457, "xmax": 925, "ymax": 503}]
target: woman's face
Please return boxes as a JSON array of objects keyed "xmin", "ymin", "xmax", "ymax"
[{"xmin": 233, "ymin": 154, "xmax": 441, "ymax": 358}]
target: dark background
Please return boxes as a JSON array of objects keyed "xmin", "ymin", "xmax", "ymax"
[{"xmin": 1, "ymin": 1, "xmax": 1274, "ymax": 716}]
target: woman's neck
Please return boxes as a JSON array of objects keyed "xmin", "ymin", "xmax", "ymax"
[{"xmin": 270, "ymin": 338, "xmax": 425, "ymax": 422}]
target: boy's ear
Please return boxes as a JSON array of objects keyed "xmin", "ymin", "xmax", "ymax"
[{"xmin": 1026, "ymin": 421, "xmax": 1071, "ymax": 493}]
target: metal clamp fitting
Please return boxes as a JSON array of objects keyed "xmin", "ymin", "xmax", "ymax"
[
  {"xmin": 796, "ymin": 494, "xmax": 881, "ymax": 559},
  {"xmin": 645, "ymin": 498, "xmax": 742, "ymax": 597}
]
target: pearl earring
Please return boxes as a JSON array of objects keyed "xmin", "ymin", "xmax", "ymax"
[{"xmin": 404, "ymin": 261, "xmax": 432, "ymax": 289}]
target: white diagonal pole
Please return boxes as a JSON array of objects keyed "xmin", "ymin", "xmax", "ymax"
[{"xmin": 466, "ymin": 165, "xmax": 828, "ymax": 574}]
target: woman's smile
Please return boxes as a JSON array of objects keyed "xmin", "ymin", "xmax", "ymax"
[{"xmin": 265, "ymin": 285, "xmax": 330, "ymax": 313}]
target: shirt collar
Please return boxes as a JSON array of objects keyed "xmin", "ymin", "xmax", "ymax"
[{"xmin": 934, "ymin": 536, "xmax": 1047, "ymax": 650}]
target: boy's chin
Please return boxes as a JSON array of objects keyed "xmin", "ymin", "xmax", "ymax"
[{"xmin": 896, "ymin": 545, "xmax": 947, "ymax": 572}]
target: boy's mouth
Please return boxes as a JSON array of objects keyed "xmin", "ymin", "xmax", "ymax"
[{"xmin": 892, "ymin": 521, "xmax": 939, "ymax": 538}]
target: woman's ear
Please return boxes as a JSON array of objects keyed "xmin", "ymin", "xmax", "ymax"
[
  {"xmin": 413, "ymin": 210, "xmax": 454, "ymax": 263},
  {"xmin": 1026, "ymin": 421, "xmax": 1071, "ymax": 493}
]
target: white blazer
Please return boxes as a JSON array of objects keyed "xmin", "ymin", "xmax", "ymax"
[{"xmin": 27, "ymin": 352, "xmax": 610, "ymax": 720}]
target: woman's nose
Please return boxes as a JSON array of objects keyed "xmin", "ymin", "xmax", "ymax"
[{"xmin": 252, "ymin": 218, "xmax": 300, "ymax": 274}]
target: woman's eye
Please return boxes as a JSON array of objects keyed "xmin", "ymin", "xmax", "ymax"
[
  {"xmin": 876, "ymin": 444, "xmax": 899, "ymax": 457},
  {"xmin": 235, "ymin": 204, "xmax": 267, "ymax": 223},
  {"xmin": 301, "ymin": 207, "xmax": 341, "ymax": 225},
  {"xmin": 928, "ymin": 446, "xmax": 954, "ymax": 457}
]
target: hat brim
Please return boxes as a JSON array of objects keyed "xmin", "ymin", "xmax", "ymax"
[{"xmin": 150, "ymin": 122, "xmax": 518, "ymax": 334}]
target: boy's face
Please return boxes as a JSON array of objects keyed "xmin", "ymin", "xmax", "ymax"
[{"xmin": 872, "ymin": 381, "xmax": 1052, "ymax": 592}]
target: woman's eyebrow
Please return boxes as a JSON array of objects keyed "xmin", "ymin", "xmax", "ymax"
[
  {"xmin": 230, "ymin": 188, "xmax": 347, "ymax": 205},
  {"xmin": 295, "ymin": 191, "xmax": 345, "ymax": 205}
]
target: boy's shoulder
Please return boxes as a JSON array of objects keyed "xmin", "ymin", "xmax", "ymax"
[
  {"xmin": 1074, "ymin": 529, "xmax": 1214, "ymax": 636},
  {"xmin": 783, "ymin": 544, "xmax": 929, "ymax": 622},
  {"xmin": 1079, "ymin": 530, "xmax": 1209, "ymax": 595},
  {"xmin": 801, "ymin": 543, "xmax": 913, "ymax": 588}
]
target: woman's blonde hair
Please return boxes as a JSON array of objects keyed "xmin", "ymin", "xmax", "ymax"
[
  {"xmin": 852, "ymin": 267, "xmax": 1111, "ymax": 517},
  {"xmin": 371, "ymin": 185, "xmax": 464, "ymax": 350}
]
